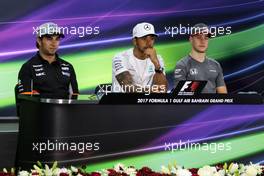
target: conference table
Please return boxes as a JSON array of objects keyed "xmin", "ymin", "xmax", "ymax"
[{"xmin": 16, "ymin": 93, "xmax": 263, "ymax": 169}]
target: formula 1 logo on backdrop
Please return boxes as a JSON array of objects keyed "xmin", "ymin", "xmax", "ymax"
[{"xmin": 178, "ymin": 81, "xmax": 201, "ymax": 95}]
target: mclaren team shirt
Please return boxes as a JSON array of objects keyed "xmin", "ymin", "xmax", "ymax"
[{"xmin": 174, "ymin": 55, "xmax": 225, "ymax": 93}]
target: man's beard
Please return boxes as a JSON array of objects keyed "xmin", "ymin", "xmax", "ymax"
[
  {"xmin": 46, "ymin": 52, "xmax": 56, "ymax": 56},
  {"xmin": 44, "ymin": 49, "xmax": 56, "ymax": 56},
  {"xmin": 137, "ymin": 46, "xmax": 151, "ymax": 58}
]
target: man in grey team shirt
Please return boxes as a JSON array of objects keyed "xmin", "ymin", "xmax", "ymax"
[{"xmin": 174, "ymin": 23, "xmax": 227, "ymax": 93}]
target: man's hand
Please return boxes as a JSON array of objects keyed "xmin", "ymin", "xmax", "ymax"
[{"xmin": 144, "ymin": 48, "xmax": 160, "ymax": 69}]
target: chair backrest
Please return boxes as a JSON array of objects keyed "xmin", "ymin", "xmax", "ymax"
[{"xmin": 14, "ymin": 84, "xmax": 20, "ymax": 117}]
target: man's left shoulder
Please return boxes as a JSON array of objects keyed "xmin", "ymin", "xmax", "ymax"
[{"xmin": 207, "ymin": 57, "xmax": 221, "ymax": 66}]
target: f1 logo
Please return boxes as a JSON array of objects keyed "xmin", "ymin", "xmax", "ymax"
[{"xmin": 180, "ymin": 81, "xmax": 192, "ymax": 91}]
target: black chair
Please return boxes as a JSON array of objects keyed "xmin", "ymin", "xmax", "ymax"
[{"xmin": 14, "ymin": 84, "xmax": 20, "ymax": 117}]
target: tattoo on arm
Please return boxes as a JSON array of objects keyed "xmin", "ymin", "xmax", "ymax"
[
  {"xmin": 116, "ymin": 71, "xmax": 134, "ymax": 86},
  {"xmin": 116, "ymin": 71, "xmax": 138, "ymax": 92}
]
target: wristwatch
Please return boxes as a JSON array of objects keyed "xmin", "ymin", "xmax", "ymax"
[{"xmin": 155, "ymin": 67, "xmax": 164, "ymax": 73}]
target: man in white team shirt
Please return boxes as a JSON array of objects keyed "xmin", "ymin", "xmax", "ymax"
[{"xmin": 112, "ymin": 22, "xmax": 168, "ymax": 93}]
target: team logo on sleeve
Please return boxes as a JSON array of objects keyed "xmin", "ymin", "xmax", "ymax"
[
  {"xmin": 62, "ymin": 71, "xmax": 70, "ymax": 77},
  {"xmin": 174, "ymin": 69, "xmax": 182, "ymax": 78},
  {"xmin": 32, "ymin": 64, "xmax": 43, "ymax": 68},
  {"xmin": 113, "ymin": 57, "xmax": 124, "ymax": 72},
  {"xmin": 61, "ymin": 67, "xmax": 70, "ymax": 71},
  {"xmin": 34, "ymin": 68, "xmax": 43, "ymax": 72},
  {"xmin": 174, "ymin": 69, "xmax": 182, "ymax": 74},
  {"xmin": 36, "ymin": 72, "xmax": 46, "ymax": 77}
]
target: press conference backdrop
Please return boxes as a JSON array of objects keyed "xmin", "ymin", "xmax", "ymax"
[{"xmin": 0, "ymin": 0, "xmax": 264, "ymax": 170}]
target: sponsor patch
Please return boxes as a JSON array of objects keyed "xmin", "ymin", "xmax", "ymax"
[
  {"xmin": 190, "ymin": 68, "xmax": 198, "ymax": 75},
  {"xmin": 35, "ymin": 68, "xmax": 43, "ymax": 72},
  {"xmin": 113, "ymin": 58, "xmax": 124, "ymax": 72},
  {"xmin": 36, "ymin": 72, "xmax": 46, "ymax": 76},
  {"xmin": 62, "ymin": 71, "xmax": 70, "ymax": 77},
  {"xmin": 32, "ymin": 64, "xmax": 43, "ymax": 68},
  {"xmin": 61, "ymin": 67, "xmax": 70, "ymax": 71},
  {"xmin": 174, "ymin": 69, "xmax": 182, "ymax": 74},
  {"xmin": 174, "ymin": 75, "xmax": 182, "ymax": 78},
  {"xmin": 61, "ymin": 63, "xmax": 70, "ymax": 66}
]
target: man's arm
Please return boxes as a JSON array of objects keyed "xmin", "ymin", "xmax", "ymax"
[
  {"xmin": 69, "ymin": 64, "xmax": 79, "ymax": 94},
  {"xmin": 144, "ymin": 48, "xmax": 168, "ymax": 92},
  {"xmin": 116, "ymin": 71, "xmax": 140, "ymax": 92},
  {"xmin": 216, "ymin": 63, "xmax": 228, "ymax": 94},
  {"xmin": 18, "ymin": 63, "xmax": 35, "ymax": 94},
  {"xmin": 152, "ymin": 72, "xmax": 168, "ymax": 93},
  {"xmin": 216, "ymin": 86, "xmax": 227, "ymax": 94},
  {"xmin": 113, "ymin": 53, "xmax": 145, "ymax": 93},
  {"xmin": 116, "ymin": 71, "xmax": 164, "ymax": 93}
]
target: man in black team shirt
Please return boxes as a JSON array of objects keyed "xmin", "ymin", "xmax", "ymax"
[{"xmin": 18, "ymin": 22, "xmax": 79, "ymax": 98}]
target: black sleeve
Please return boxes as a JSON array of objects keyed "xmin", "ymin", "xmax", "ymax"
[
  {"xmin": 18, "ymin": 63, "xmax": 33, "ymax": 93},
  {"xmin": 69, "ymin": 64, "xmax": 79, "ymax": 94}
]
